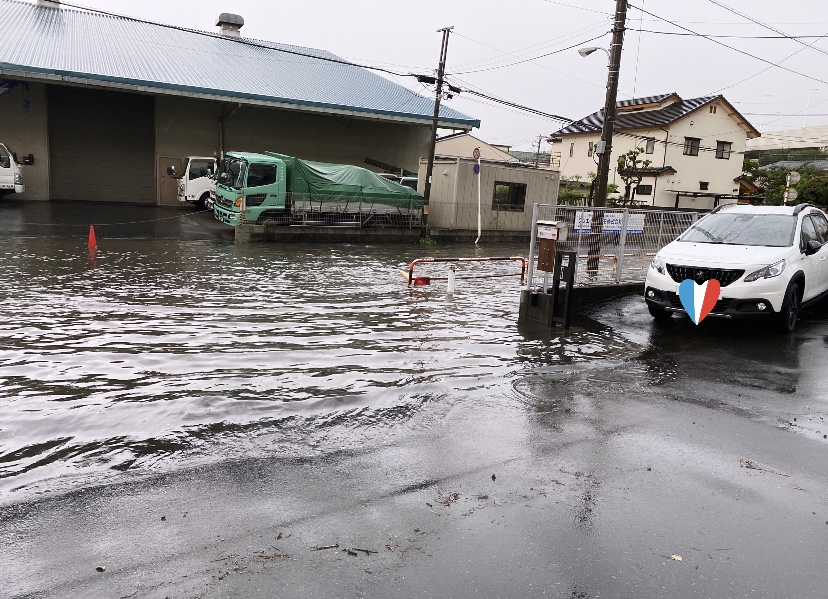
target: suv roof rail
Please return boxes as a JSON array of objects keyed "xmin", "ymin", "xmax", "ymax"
[
  {"xmin": 709, "ymin": 203, "xmax": 737, "ymax": 214},
  {"xmin": 793, "ymin": 203, "xmax": 815, "ymax": 215}
]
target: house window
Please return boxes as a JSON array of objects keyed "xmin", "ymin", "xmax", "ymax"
[
  {"xmin": 636, "ymin": 184, "xmax": 653, "ymax": 196},
  {"xmin": 709, "ymin": 105, "xmax": 717, "ymax": 114},
  {"xmin": 645, "ymin": 138, "xmax": 655, "ymax": 154},
  {"xmin": 492, "ymin": 182, "xmax": 527, "ymax": 211},
  {"xmin": 587, "ymin": 142, "xmax": 594, "ymax": 157},
  {"xmin": 699, "ymin": 181, "xmax": 709, "ymax": 191},
  {"xmin": 683, "ymin": 137, "xmax": 701, "ymax": 156},
  {"xmin": 715, "ymin": 141, "xmax": 732, "ymax": 160},
  {"xmin": 569, "ymin": 142, "xmax": 574, "ymax": 157}
]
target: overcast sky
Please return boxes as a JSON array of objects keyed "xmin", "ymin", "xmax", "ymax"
[{"xmin": 70, "ymin": 0, "xmax": 828, "ymax": 152}]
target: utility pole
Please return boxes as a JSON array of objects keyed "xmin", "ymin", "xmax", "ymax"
[
  {"xmin": 534, "ymin": 135, "xmax": 543, "ymax": 166},
  {"xmin": 421, "ymin": 26, "xmax": 453, "ymax": 236},
  {"xmin": 593, "ymin": 0, "xmax": 627, "ymax": 208}
]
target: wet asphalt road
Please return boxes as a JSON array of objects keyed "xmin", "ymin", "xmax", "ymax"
[{"xmin": 1, "ymin": 200, "xmax": 828, "ymax": 598}]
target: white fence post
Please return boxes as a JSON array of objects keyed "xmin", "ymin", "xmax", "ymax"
[
  {"xmin": 615, "ymin": 208, "xmax": 630, "ymax": 283},
  {"xmin": 526, "ymin": 202, "xmax": 540, "ymax": 290}
]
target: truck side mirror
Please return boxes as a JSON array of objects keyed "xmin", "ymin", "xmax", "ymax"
[{"xmin": 166, "ymin": 166, "xmax": 177, "ymax": 177}]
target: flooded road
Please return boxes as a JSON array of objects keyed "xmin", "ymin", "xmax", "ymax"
[
  {"xmin": 0, "ymin": 201, "xmax": 633, "ymax": 501},
  {"xmin": 2, "ymin": 201, "xmax": 828, "ymax": 599}
]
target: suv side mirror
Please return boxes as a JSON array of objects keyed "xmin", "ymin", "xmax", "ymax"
[{"xmin": 805, "ymin": 239, "xmax": 822, "ymax": 255}]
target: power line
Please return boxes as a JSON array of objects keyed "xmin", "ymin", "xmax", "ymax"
[
  {"xmin": 448, "ymin": 32, "xmax": 610, "ymax": 75},
  {"xmin": 451, "ymin": 20, "xmax": 609, "ymax": 70},
  {"xmin": 627, "ymin": 3, "xmax": 828, "ymax": 87},
  {"xmin": 638, "ymin": 29, "xmax": 828, "ymax": 39},
  {"xmin": 707, "ymin": 0, "xmax": 828, "ymax": 57}
]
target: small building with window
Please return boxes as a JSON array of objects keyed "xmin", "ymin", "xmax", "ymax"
[
  {"xmin": 418, "ymin": 155, "xmax": 560, "ymax": 233},
  {"xmin": 550, "ymin": 93, "xmax": 759, "ymax": 210}
]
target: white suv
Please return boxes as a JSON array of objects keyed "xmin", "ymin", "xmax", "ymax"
[{"xmin": 644, "ymin": 203, "xmax": 828, "ymax": 333}]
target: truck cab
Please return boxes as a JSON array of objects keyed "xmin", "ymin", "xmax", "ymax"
[
  {"xmin": 213, "ymin": 152, "xmax": 287, "ymax": 226},
  {"xmin": 0, "ymin": 143, "xmax": 25, "ymax": 198},
  {"xmin": 166, "ymin": 156, "xmax": 216, "ymax": 209}
]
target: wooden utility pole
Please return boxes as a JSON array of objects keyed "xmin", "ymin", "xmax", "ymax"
[
  {"xmin": 593, "ymin": 0, "xmax": 627, "ymax": 207},
  {"xmin": 534, "ymin": 135, "xmax": 543, "ymax": 166},
  {"xmin": 585, "ymin": 0, "xmax": 627, "ymax": 276},
  {"xmin": 421, "ymin": 26, "xmax": 453, "ymax": 236}
]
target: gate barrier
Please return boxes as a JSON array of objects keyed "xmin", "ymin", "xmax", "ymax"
[{"xmin": 406, "ymin": 256, "xmax": 528, "ymax": 286}]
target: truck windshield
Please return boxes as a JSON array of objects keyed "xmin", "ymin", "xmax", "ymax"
[
  {"xmin": 680, "ymin": 213, "xmax": 796, "ymax": 247},
  {"xmin": 217, "ymin": 158, "xmax": 246, "ymax": 189}
]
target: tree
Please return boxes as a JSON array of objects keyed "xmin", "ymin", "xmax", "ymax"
[
  {"xmin": 616, "ymin": 148, "xmax": 652, "ymax": 206},
  {"xmin": 755, "ymin": 163, "xmax": 826, "ymax": 205},
  {"xmin": 798, "ymin": 176, "xmax": 828, "ymax": 207}
]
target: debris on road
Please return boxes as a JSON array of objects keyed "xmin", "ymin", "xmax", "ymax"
[
  {"xmin": 311, "ymin": 544, "xmax": 339, "ymax": 551},
  {"xmin": 739, "ymin": 459, "xmax": 790, "ymax": 477},
  {"xmin": 96, "ymin": 565, "xmax": 106, "ymax": 572},
  {"xmin": 670, "ymin": 555, "xmax": 683, "ymax": 561}
]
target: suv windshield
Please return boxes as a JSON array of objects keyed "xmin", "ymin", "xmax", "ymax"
[{"xmin": 680, "ymin": 213, "xmax": 796, "ymax": 247}]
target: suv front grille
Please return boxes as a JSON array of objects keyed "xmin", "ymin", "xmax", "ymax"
[
  {"xmin": 666, "ymin": 264, "xmax": 744, "ymax": 287},
  {"xmin": 666, "ymin": 292, "xmax": 732, "ymax": 314}
]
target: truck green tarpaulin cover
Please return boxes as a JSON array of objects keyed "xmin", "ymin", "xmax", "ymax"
[{"xmin": 265, "ymin": 152, "xmax": 423, "ymax": 210}]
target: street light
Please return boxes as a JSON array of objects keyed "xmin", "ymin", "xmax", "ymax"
[{"xmin": 578, "ymin": 47, "xmax": 609, "ymax": 59}]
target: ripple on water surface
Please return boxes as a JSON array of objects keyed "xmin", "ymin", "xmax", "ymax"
[{"xmin": 0, "ymin": 239, "xmax": 635, "ymax": 500}]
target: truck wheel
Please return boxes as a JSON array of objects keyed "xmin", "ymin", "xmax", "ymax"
[
  {"xmin": 775, "ymin": 282, "xmax": 799, "ymax": 334},
  {"xmin": 198, "ymin": 193, "xmax": 213, "ymax": 210},
  {"xmin": 648, "ymin": 304, "xmax": 672, "ymax": 321}
]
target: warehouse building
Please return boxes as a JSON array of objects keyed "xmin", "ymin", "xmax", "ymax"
[{"xmin": 0, "ymin": 0, "xmax": 478, "ymax": 204}]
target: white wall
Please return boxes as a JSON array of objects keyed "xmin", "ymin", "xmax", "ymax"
[{"xmin": 420, "ymin": 157, "xmax": 560, "ymax": 231}]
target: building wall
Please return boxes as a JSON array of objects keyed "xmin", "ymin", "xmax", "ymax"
[
  {"xmin": 555, "ymin": 99, "xmax": 752, "ymax": 209},
  {"xmin": 420, "ymin": 157, "xmax": 560, "ymax": 231},
  {"xmin": 3, "ymin": 82, "xmax": 433, "ymax": 205},
  {"xmin": 0, "ymin": 81, "xmax": 49, "ymax": 200},
  {"xmin": 661, "ymin": 101, "xmax": 748, "ymax": 209}
]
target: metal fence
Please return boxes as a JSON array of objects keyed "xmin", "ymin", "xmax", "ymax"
[
  {"xmin": 527, "ymin": 204, "xmax": 702, "ymax": 288},
  {"xmin": 253, "ymin": 193, "xmax": 422, "ymax": 228}
]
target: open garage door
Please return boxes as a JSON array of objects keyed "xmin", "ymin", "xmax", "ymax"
[{"xmin": 48, "ymin": 86, "xmax": 155, "ymax": 203}]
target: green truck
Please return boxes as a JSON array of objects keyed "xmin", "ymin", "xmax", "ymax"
[{"xmin": 213, "ymin": 151, "xmax": 423, "ymax": 227}]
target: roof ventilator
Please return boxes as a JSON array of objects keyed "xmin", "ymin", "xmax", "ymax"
[{"xmin": 216, "ymin": 13, "xmax": 244, "ymax": 38}]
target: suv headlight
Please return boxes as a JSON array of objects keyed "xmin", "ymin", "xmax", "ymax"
[
  {"xmin": 744, "ymin": 259, "xmax": 786, "ymax": 282},
  {"xmin": 650, "ymin": 257, "xmax": 666, "ymax": 275}
]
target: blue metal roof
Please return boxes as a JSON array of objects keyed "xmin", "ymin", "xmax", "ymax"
[{"xmin": 0, "ymin": 0, "xmax": 479, "ymax": 129}]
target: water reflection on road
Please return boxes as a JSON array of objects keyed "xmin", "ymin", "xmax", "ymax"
[{"xmin": 0, "ymin": 234, "xmax": 639, "ymax": 500}]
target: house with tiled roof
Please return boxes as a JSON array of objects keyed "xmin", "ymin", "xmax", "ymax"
[
  {"xmin": 0, "ymin": 0, "xmax": 477, "ymax": 203},
  {"xmin": 550, "ymin": 93, "xmax": 760, "ymax": 209}
]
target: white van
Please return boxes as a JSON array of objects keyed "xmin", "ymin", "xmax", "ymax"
[
  {"xmin": 167, "ymin": 157, "xmax": 216, "ymax": 209},
  {"xmin": 0, "ymin": 143, "xmax": 24, "ymax": 198}
]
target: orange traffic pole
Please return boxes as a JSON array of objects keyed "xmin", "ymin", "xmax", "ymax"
[{"xmin": 88, "ymin": 225, "xmax": 97, "ymax": 250}]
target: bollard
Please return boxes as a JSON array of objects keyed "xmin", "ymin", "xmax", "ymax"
[{"xmin": 447, "ymin": 266, "xmax": 456, "ymax": 293}]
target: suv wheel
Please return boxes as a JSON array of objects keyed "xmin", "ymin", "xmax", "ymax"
[
  {"xmin": 776, "ymin": 282, "xmax": 800, "ymax": 334},
  {"xmin": 648, "ymin": 305, "xmax": 672, "ymax": 321}
]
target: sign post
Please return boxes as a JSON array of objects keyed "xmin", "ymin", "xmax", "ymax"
[
  {"xmin": 784, "ymin": 171, "xmax": 801, "ymax": 205},
  {"xmin": 473, "ymin": 147, "xmax": 482, "ymax": 244}
]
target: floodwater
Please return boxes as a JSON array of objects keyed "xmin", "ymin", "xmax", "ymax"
[{"xmin": 0, "ymin": 204, "xmax": 634, "ymax": 502}]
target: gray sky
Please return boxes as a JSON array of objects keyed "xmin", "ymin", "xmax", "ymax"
[{"xmin": 70, "ymin": 0, "xmax": 828, "ymax": 152}]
